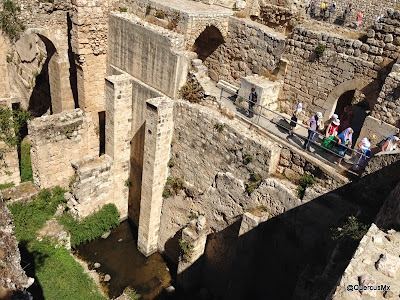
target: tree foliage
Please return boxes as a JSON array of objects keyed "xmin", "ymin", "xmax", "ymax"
[{"xmin": 0, "ymin": 0, "xmax": 25, "ymax": 39}]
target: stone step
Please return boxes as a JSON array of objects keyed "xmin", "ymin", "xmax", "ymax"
[
  {"xmin": 191, "ymin": 58, "xmax": 203, "ymax": 66},
  {"xmin": 198, "ymin": 76, "xmax": 210, "ymax": 84},
  {"xmin": 194, "ymin": 64, "xmax": 208, "ymax": 73}
]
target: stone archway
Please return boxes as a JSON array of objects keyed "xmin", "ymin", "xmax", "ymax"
[
  {"xmin": 20, "ymin": 28, "xmax": 75, "ymax": 115},
  {"xmin": 323, "ymin": 78, "xmax": 378, "ymax": 122},
  {"xmin": 193, "ymin": 25, "xmax": 225, "ymax": 61}
]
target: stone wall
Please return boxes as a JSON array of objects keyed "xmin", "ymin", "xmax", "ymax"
[
  {"xmin": 375, "ymin": 181, "xmax": 400, "ymax": 230},
  {"xmin": 0, "ymin": 34, "xmax": 10, "ymax": 99},
  {"xmin": 355, "ymin": 116, "xmax": 399, "ymax": 148},
  {"xmin": 329, "ymin": 224, "xmax": 400, "ymax": 300},
  {"xmin": 70, "ymin": 155, "xmax": 113, "ymax": 218},
  {"xmin": 372, "ymin": 59, "xmax": 400, "ymax": 127},
  {"xmin": 170, "ymin": 101, "xmax": 278, "ymax": 193},
  {"xmin": 0, "ymin": 146, "xmax": 21, "ymax": 188},
  {"xmin": 28, "ymin": 109, "xmax": 94, "ymax": 189},
  {"xmin": 107, "ymin": 13, "xmax": 190, "ymax": 99},
  {"xmin": 205, "ymin": 16, "xmax": 286, "ymax": 85},
  {"xmin": 0, "ymin": 196, "xmax": 32, "ymax": 298},
  {"xmin": 314, "ymin": 0, "xmax": 399, "ymax": 29}
]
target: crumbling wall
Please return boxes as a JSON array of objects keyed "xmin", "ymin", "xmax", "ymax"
[
  {"xmin": 375, "ymin": 181, "xmax": 400, "ymax": 230},
  {"xmin": 70, "ymin": 155, "xmax": 113, "ymax": 218},
  {"xmin": 372, "ymin": 59, "xmax": 400, "ymax": 127},
  {"xmin": 28, "ymin": 109, "xmax": 93, "ymax": 189},
  {"xmin": 0, "ymin": 146, "xmax": 21, "ymax": 187},
  {"xmin": 0, "ymin": 197, "xmax": 32, "ymax": 298},
  {"xmin": 205, "ymin": 16, "xmax": 286, "ymax": 85},
  {"xmin": 107, "ymin": 13, "xmax": 190, "ymax": 99}
]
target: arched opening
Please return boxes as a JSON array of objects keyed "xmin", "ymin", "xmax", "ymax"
[
  {"xmin": 27, "ymin": 34, "xmax": 56, "ymax": 117},
  {"xmin": 334, "ymin": 89, "xmax": 369, "ymax": 146},
  {"xmin": 193, "ymin": 25, "xmax": 224, "ymax": 61}
]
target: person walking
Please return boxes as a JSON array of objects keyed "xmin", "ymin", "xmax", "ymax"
[
  {"xmin": 289, "ymin": 103, "xmax": 302, "ymax": 136},
  {"xmin": 248, "ymin": 87, "xmax": 258, "ymax": 118},
  {"xmin": 343, "ymin": 3, "xmax": 353, "ymax": 26},
  {"xmin": 353, "ymin": 137, "xmax": 371, "ymax": 171},
  {"xmin": 356, "ymin": 11, "xmax": 363, "ymax": 29},
  {"xmin": 321, "ymin": 114, "xmax": 340, "ymax": 150},
  {"xmin": 304, "ymin": 112, "xmax": 323, "ymax": 152},
  {"xmin": 329, "ymin": 2, "xmax": 336, "ymax": 22},
  {"xmin": 379, "ymin": 132, "xmax": 400, "ymax": 152},
  {"xmin": 334, "ymin": 127, "xmax": 353, "ymax": 165}
]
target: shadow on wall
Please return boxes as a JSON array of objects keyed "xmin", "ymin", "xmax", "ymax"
[
  {"xmin": 28, "ymin": 35, "xmax": 56, "ymax": 117},
  {"xmin": 193, "ymin": 26, "xmax": 225, "ymax": 61},
  {"xmin": 67, "ymin": 12, "xmax": 79, "ymax": 110},
  {"xmin": 162, "ymin": 159, "xmax": 400, "ymax": 300}
]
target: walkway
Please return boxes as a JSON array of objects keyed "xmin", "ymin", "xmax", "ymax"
[{"xmin": 203, "ymin": 80, "xmax": 362, "ymax": 176}]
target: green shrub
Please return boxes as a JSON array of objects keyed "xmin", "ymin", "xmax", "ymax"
[
  {"xmin": 214, "ymin": 122, "xmax": 225, "ymax": 133},
  {"xmin": 167, "ymin": 159, "xmax": 175, "ymax": 168},
  {"xmin": 179, "ymin": 239, "xmax": 193, "ymax": 262},
  {"xmin": 246, "ymin": 173, "xmax": 262, "ymax": 195},
  {"xmin": 0, "ymin": 0, "xmax": 25, "ymax": 39},
  {"xmin": 0, "ymin": 108, "xmax": 31, "ymax": 148},
  {"xmin": 167, "ymin": 11, "xmax": 181, "ymax": 29},
  {"xmin": 119, "ymin": 7, "xmax": 127, "ymax": 12},
  {"xmin": 244, "ymin": 153, "xmax": 253, "ymax": 164},
  {"xmin": 188, "ymin": 212, "xmax": 198, "ymax": 220},
  {"xmin": 178, "ymin": 81, "xmax": 203, "ymax": 103},
  {"xmin": 315, "ymin": 43, "xmax": 326, "ymax": 58},
  {"xmin": 69, "ymin": 174, "xmax": 77, "ymax": 188},
  {"xmin": 155, "ymin": 9, "xmax": 165, "ymax": 19},
  {"xmin": 163, "ymin": 176, "xmax": 185, "ymax": 198},
  {"xmin": 297, "ymin": 174, "xmax": 316, "ymax": 199},
  {"xmin": 125, "ymin": 178, "xmax": 132, "ymax": 187},
  {"xmin": 58, "ymin": 204, "xmax": 120, "ymax": 248},
  {"xmin": 0, "ymin": 182, "xmax": 14, "ymax": 190},
  {"xmin": 331, "ymin": 216, "xmax": 369, "ymax": 241},
  {"xmin": 20, "ymin": 140, "xmax": 33, "ymax": 182},
  {"xmin": 145, "ymin": 4, "xmax": 151, "ymax": 16}
]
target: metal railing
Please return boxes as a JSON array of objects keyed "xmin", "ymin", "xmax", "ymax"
[{"xmin": 218, "ymin": 87, "xmax": 370, "ymax": 169}]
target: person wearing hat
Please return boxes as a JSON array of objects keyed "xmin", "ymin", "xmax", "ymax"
[
  {"xmin": 304, "ymin": 111, "xmax": 323, "ymax": 152},
  {"xmin": 322, "ymin": 115, "xmax": 340, "ymax": 150},
  {"xmin": 289, "ymin": 103, "xmax": 302, "ymax": 136},
  {"xmin": 381, "ymin": 132, "xmax": 400, "ymax": 152}
]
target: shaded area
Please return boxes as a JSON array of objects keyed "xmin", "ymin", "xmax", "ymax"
[
  {"xmin": 98, "ymin": 111, "xmax": 105, "ymax": 156},
  {"xmin": 170, "ymin": 159, "xmax": 400, "ymax": 299},
  {"xmin": 67, "ymin": 12, "xmax": 79, "ymax": 109},
  {"xmin": 28, "ymin": 35, "xmax": 56, "ymax": 117},
  {"xmin": 193, "ymin": 26, "xmax": 225, "ymax": 61},
  {"xmin": 76, "ymin": 221, "xmax": 171, "ymax": 299}
]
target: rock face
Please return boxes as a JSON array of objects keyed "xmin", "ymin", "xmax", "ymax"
[{"xmin": 0, "ymin": 197, "xmax": 33, "ymax": 298}]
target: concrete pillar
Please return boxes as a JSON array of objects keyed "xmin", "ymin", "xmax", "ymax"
[
  {"xmin": 48, "ymin": 54, "xmax": 75, "ymax": 113},
  {"xmin": 105, "ymin": 74, "xmax": 133, "ymax": 219},
  {"xmin": 137, "ymin": 97, "xmax": 174, "ymax": 257}
]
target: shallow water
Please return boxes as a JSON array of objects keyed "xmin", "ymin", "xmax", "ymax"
[{"xmin": 76, "ymin": 221, "xmax": 171, "ymax": 299}]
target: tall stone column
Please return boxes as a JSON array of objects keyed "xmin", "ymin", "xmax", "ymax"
[
  {"xmin": 137, "ymin": 97, "xmax": 174, "ymax": 257},
  {"xmin": 48, "ymin": 54, "xmax": 75, "ymax": 113},
  {"xmin": 105, "ymin": 74, "xmax": 133, "ymax": 219}
]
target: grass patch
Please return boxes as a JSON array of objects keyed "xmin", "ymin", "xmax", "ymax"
[
  {"xmin": 119, "ymin": 7, "xmax": 127, "ymax": 12},
  {"xmin": 214, "ymin": 122, "xmax": 225, "ymax": 133},
  {"xmin": 58, "ymin": 204, "xmax": 120, "ymax": 248},
  {"xmin": 8, "ymin": 187, "xmax": 116, "ymax": 300},
  {"xmin": 0, "ymin": 181, "xmax": 14, "ymax": 190},
  {"xmin": 244, "ymin": 153, "xmax": 253, "ymax": 164},
  {"xmin": 29, "ymin": 240, "xmax": 105, "ymax": 300},
  {"xmin": 315, "ymin": 43, "xmax": 326, "ymax": 59},
  {"xmin": 9, "ymin": 187, "xmax": 67, "ymax": 242},
  {"xmin": 20, "ymin": 139, "xmax": 33, "ymax": 182},
  {"xmin": 124, "ymin": 287, "xmax": 141, "ymax": 300}
]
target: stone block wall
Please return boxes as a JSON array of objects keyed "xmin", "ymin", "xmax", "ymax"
[
  {"xmin": 70, "ymin": 155, "xmax": 113, "ymax": 218},
  {"xmin": 372, "ymin": 59, "xmax": 400, "ymax": 127},
  {"xmin": 28, "ymin": 109, "xmax": 93, "ymax": 189},
  {"xmin": 375, "ymin": 181, "xmax": 400, "ymax": 230},
  {"xmin": 0, "ymin": 146, "xmax": 21, "ymax": 188},
  {"xmin": 170, "ymin": 101, "xmax": 276, "ymax": 193},
  {"xmin": 0, "ymin": 34, "xmax": 10, "ymax": 98},
  {"xmin": 205, "ymin": 16, "xmax": 286, "ymax": 85},
  {"xmin": 355, "ymin": 116, "xmax": 399, "ymax": 148},
  {"xmin": 107, "ymin": 13, "xmax": 190, "ymax": 99},
  {"xmin": 329, "ymin": 224, "xmax": 400, "ymax": 300}
]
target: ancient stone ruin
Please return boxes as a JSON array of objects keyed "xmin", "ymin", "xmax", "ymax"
[{"xmin": 1, "ymin": 0, "xmax": 400, "ymax": 298}]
